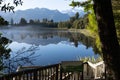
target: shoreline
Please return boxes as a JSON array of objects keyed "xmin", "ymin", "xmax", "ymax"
[
  {"xmin": 0, "ymin": 25, "xmax": 96, "ymax": 38},
  {"xmin": 68, "ymin": 29, "xmax": 96, "ymax": 38}
]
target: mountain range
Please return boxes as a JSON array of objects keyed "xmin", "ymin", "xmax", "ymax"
[
  {"xmin": 0, "ymin": 8, "xmax": 84, "ymax": 23},
  {"xmin": 62, "ymin": 9, "xmax": 85, "ymax": 17}
]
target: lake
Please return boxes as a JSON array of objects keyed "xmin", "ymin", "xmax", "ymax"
[{"xmin": 0, "ymin": 25, "xmax": 99, "ymax": 72}]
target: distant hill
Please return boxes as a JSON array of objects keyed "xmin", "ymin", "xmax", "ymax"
[{"xmin": 0, "ymin": 8, "xmax": 70, "ymax": 23}]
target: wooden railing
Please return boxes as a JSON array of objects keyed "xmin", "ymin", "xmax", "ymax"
[
  {"xmin": 0, "ymin": 61, "xmax": 84, "ymax": 80},
  {"xmin": 0, "ymin": 64, "xmax": 59, "ymax": 80}
]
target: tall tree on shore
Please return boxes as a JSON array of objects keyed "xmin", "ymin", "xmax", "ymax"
[
  {"xmin": 75, "ymin": 12, "xmax": 79, "ymax": 19},
  {"xmin": 93, "ymin": 0, "xmax": 120, "ymax": 79},
  {"xmin": 19, "ymin": 18, "xmax": 27, "ymax": 25},
  {"xmin": 70, "ymin": 0, "xmax": 120, "ymax": 79}
]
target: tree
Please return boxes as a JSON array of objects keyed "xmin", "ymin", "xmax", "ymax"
[
  {"xmin": 10, "ymin": 18, "xmax": 14, "ymax": 25},
  {"xmin": 75, "ymin": 12, "xmax": 79, "ymax": 19},
  {"xmin": 42, "ymin": 18, "xmax": 48, "ymax": 23},
  {"xmin": 70, "ymin": 0, "xmax": 98, "ymax": 33},
  {"xmin": 70, "ymin": 16, "xmax": 76, "ymax": 23},
  {"xmin": 0, "ymin": 35, "xmax": 11, "ymax": 72},
  {"xmin": 0, "ymin": 0, "xmax": 23, "ymax": 12},
  {"xmin": 70, "ymin": 0, "xmax": 120, "ymax": 79},
  {"xmin": 0, "ymin": 0, "xmax": 23, "ymax": 73},
  {"xmin": 34, "ymin": 19, "xmax": 40, "ymax": 24},
  {"xmin": 29, "ymin": 19, "xmax": 34, "ymax": 24},
  {"xmin": 93, "ymin": 0, "xmax": 120, "ymax": 79},
  {"xmin": 50, "ymin": 19, "xmax": 54, "ymax": 23},
  {"xmin": 112, "ymin": 0, "xmax": 120, "ymax": 44},
  {"xmin": 0, "ymin": 16, "xmax": 9, "ymax": 25},
  {"xmin": 19, "ymin": 18, "xmax": 27, "ymax": 25}
]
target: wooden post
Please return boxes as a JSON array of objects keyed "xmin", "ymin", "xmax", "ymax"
[
  {"xmin": 56, "ymin": 65, "xmax": 58, "ymax": 80},
  {"xmin": 30, "ymin": 73, "xmax": 32, "ymax": 80},
  {"xmin": 34, "ymin": 70, "xmax": 37, "ymax": 80},
  {"xmin": 60, "ymin": 65, "xmax": 63, "ymax": 80},
  {"xmin": 26, "ymin": 73, "xmax": 29, "ymax": 80},
  {"xmin": 81, "ymin": 63, "xmax": 84, "ymax": 80}
]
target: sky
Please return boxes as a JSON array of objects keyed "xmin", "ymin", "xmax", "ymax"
[{"xmin": 6, "ymin": 0, "xmax": 84, "ymax": 11}]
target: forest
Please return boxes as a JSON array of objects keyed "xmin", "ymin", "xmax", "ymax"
[{"xmin": 12, "ymin": 18, "xmax": 58, "ymax": 28}]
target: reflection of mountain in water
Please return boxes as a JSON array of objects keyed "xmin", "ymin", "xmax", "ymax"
[
  {"xmin": 0, "ymin": 26, "xmax": 98, "ymax": 53},
  {"xmin": 1, "ymin": 31, "xmax": 68, "ymax": 46}
]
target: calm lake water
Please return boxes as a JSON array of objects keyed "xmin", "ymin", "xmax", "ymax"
[{"xmin": 0, "ymin": 25, "xmax": 98, "ymax": 72}]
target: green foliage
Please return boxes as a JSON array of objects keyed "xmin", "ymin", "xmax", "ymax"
[
  {"xmin": 58, "ymin": 21, "xmax": 71, "ymax": 29},
  {"xmin": 0, "ymin": 35, "xmax": 11, "ymax": 71},
  {"xmin": 0, "ymin": 0, "xmax": 23, "ymax": 12},
  {"xmin": 86, "ymin": 11, "xmax": 98, "ymax": 33},
  {"xmin": 70, "ymin": 0, "xmax": 92, "ymax": 12},
  {"xmin": 70, "ymin": 0, "xmax": 101, "ymax": 54},
  {"xmin": 70, "ymin": 17, "xmax": 76, "ymax": 23},
  {"xmin": 19, "ymin": 18, "xmax": 27, "ymax": 25},
  {"xmin": 73, "ymin": 19, "xmax": 83, "ymax": 29},
  {"xmin": 70, "ymin": 0, "xmax": 91, "ymax": 7},
  {"xmin": 0, "ymin": 0, "xmax": 22, "ymax": 72},
  {"xmin": 0, "ymin": 16, "xmax": 9, "ymax": 25},
  {"xmin": 70, "ymin": 0, "xmax": 98, "ymax": 33},
  {"xmin": 78, "ymin": 56, "xmax": 103, "ymax": 63},
  {"xmin": 95, "ymin": 35, "xmax": 102, "ymax": 53},
  {"xmin": 70, "ymin": 0, "xmax": 120, "ymax": 54},
  {"xmin": 58, "ymin": 12, "xmax": 88, "ymax": 29},
  {"xmin": 113, "ymin": 0, "xmax": 120, "ymax": 44}
]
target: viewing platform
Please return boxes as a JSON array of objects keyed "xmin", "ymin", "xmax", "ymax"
[{"xmin": 0, "ymin": 61, "xmax": 106, "ymax": 80}]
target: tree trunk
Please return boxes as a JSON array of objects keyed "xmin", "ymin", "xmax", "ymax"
[{"xmin": 93, "ymin": 0, "xmax": 120, "ymax": 79}]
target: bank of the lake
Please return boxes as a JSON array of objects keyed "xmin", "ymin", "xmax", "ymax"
[{"xmin": 68, "ymin": 29, "xmax": 97, "ymax": 38}]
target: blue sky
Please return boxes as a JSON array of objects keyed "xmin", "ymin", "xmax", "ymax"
[{"xmin": 6, "ymin": 0, "xmax": 84, "ymax": 11}]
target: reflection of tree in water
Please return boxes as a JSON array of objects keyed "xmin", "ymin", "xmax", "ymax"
[
  {"xmin": 68, "ymin": 32, "xmax": 93, "ymax": 48},
  {"xmin": 3, "ymin": 45, "xmax": 40, "ymax": 74},
  {"xmin": 35, "ymin": 31, "xmax": 95, "ymax": 49},
  {"xmin": 58, "ymin": 32, "xmax": 100, "ymax": 54},
  {"xmin": 21, "ymin": 33, "xmax": 27, "ymax": 40},
  {"xmin": 34, "ymin": 31, "xmax": 100, "ymax": 54},
  {"xmin": 3, "ymin": 30, "xmax": 100, "ymax": 54}
]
